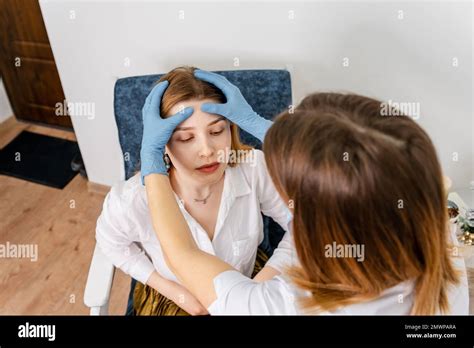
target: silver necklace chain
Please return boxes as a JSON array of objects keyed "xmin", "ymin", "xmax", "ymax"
[{"xmin": 193, "ymin": 191, "xmax": 212, "ymax": 204}]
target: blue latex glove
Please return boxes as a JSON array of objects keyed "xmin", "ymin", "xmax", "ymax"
[
  {"xmin": 194, "ymin": 69, "xmax": 273, "ymax": 143},
  {"xmin": 140, "ymin": 81, "xmax": 193, "ymax": 184}
]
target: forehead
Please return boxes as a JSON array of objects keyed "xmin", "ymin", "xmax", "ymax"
[{"xmin": 169, "ymin": 98, "xmax": 223, "ymax": 128}]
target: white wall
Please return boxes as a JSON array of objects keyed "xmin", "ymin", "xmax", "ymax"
[
  {"xmin": 0, "ymin": 79, "xmax": 13, "ymax": 124},
  {"xmin": 39, "ymin": 0, "xmax": 473, "ymax": 189}
]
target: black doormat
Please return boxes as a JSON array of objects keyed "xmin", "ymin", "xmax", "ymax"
[{"xmin": 0, "ymin": 130, "xmax": 80, "ymax": 189}]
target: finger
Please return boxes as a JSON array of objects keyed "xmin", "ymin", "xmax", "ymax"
[
  {"xmin": 167, "ymin": 106, "xmax": 194, "ymax": 127},
  {"xmin": 200, "ymin": 102, "xmax": 225, "ymax": 116},
  {"xmin": 194, "ymin": 70, "xmax": 233, "ymax": 97},
  {"xmin": 146, "ymin": 80, "xmax": 169, "ymax": 113}
]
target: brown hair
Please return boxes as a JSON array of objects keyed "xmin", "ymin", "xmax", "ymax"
[
  {"xmin": 157, "ymin": 66, "xmax": 252, "ymax": 167},
  {"xmin": 263, "ymin": 92, "xmax": 459, "ymax": 315}
]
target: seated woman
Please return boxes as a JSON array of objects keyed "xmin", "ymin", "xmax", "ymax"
[{"xmin": 95, "ymin": 66, "xmax": 293, "ymax": 315}]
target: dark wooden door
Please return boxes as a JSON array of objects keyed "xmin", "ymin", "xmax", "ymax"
[{"xmin": 0, "ymin": 0, "xmax": 72, "ymax": 129}]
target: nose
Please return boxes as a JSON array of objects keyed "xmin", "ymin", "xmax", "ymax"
[{"xmin": 197, "ymin": 134, "xmax": 215, "ymax": 159}]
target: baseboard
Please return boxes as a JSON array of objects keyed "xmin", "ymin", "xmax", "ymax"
[
  {"xmin": 0, "ymin": 114, "xmax": 15, "ymax": 127},
  {"xmin": 87, "ymin": 181, "xmax": 111, "ymax": 196}
]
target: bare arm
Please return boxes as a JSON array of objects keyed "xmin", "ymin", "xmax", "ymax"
[
  {"xmin": 253, "ymin": 230, "xmax": 296, "ymax": 281},
  {"xmin": 146, "ymin": 271, "xmax": 208, "ymax": 315},
  {"xmin": 144, "ymin": 174, "xmax": 234, "ymax": 308},
  {"xmin": 253, "ymin": 265, "xmax": 281, "ymax": 282}
]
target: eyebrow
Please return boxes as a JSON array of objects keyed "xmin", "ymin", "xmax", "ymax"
[{"xmin": 174, "ymin": 116, "xmax": 226, "ymax": 132}]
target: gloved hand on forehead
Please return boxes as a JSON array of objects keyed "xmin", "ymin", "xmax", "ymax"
[
  {"xmin": 194, "ymin": 69, "xmax": 273, "ymax": 143},
  {"xmin": 140, "ymin": 80, "xmax": 193, "ymax": 185}
]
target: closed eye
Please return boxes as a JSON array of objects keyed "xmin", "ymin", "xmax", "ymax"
[
  {"xmin": 210, "ymin": 129, "xmax": 224, "ymax": 136},
  {"xmin": 178, "ymin": 137, "xmax": 194, "ymax": 143}
]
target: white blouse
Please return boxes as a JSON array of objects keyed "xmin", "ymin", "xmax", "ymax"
[{"xmin": 95, "ymin": 149, "xmax": 294, "ymax": 285}]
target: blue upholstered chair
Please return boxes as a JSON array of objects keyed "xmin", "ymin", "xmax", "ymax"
[{"xmin": 84, "ymin": 69, "xmax": 292, "ymax": 315}]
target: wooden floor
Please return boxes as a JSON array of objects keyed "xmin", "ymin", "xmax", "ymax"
[{"xmin": 0, "ymin": 117, "xmax": 130, "ymax": 315}]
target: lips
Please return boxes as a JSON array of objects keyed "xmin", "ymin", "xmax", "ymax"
[{"xmin": 196, "ymin": 162, "xmax": 220, "ymax": 173}]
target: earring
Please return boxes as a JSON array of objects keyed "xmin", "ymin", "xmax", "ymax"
[{"xmin": 163, "ymin": 153, "xmax": 171, "ymax": 170}]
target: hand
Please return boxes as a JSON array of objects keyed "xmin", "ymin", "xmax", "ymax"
[
  {"xmin": 147, "ymin": 271, "xmax": 208, "ymax": 315},
  {"xmin": 168, "ymin": 281, "xmax": 209, "ymax": 316},
  {"xmin": 194, "ymin": 69, "xmax": 273, "ymax": 142},
  {"xmin": 140, "ymin": 81, "xmax": 193, "ymax": 184}
]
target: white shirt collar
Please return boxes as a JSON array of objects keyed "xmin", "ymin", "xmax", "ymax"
[{"xmin": 140, "ymin": 164, "xmax": 252, "ymax": 243}]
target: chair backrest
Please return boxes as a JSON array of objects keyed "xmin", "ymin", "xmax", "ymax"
[{"xmin": 113, "ymin": 69, "xmax": 292, "ymax": 255}]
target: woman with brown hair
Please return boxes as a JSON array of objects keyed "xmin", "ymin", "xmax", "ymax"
[
  {"xmin": 141, "ymin": 69, "xmax": 468, "ymax": 314},
  {"xmin": 96, "ymin": 67, "xmax": 294, "ymax": 315}
]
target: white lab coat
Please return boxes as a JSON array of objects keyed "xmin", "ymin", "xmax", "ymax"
[{"xmin": 207, "ymin": 226, "xmax": 469, "ymax": 315}]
